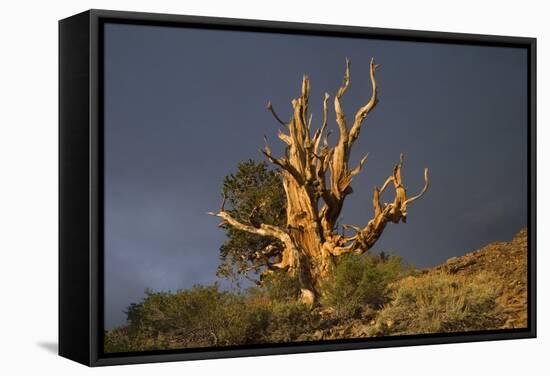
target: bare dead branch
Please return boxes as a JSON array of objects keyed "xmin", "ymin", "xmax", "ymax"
[
  {"xmin": 266, "ymin": 100, "xmax": 288, "ymax": 126},
  {"xmin": 260, "ymin": 147, "xmax": 304, "ymax": 185},
  {"xmin": 342, "ymin": 224, "xmax": 363, "ymax": 233},
  {"xmin": 277, "ymin": 129, "xmax": 292, "ymax": 145},
  {"xmin": 313, "ymin": 92, "xmax": 331, "ymax": 154},
  {"xmin": 336, "ymin": 58, "xmax": 351, "ymax": 98},
  {"xmin": 212, "ymin": 57, "xmax": 429, "ymax": 304},
  {"xmin": 405, "ymin": 168, "xmax": 429, "ymax": 205},
  {"xmin": 348, "ymin": 58, "xmax": 379, "ymax": 146},
  {"xmin": 379, "ymin": 175, "xmax": 394, "ymax": 194},
  {"xmin": 349, "ymin": 153, "xmax": 369, "ymax": 177},
  {"xmin": 220, "ymin": 192, "xmax": 226, "ymax": 212},
  {"xmin": 334, "ymin": 58, "xmax": 351, "ymax": 139}
]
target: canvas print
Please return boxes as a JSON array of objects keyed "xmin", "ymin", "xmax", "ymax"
[{"xmin": 102, "ymin": 22, "xmax": 528, "ymax": 353}]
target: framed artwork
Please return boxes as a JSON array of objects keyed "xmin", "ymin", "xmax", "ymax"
[{"xmin": 59, "ymin": 9, "xmax": 536, "ymax": 366}]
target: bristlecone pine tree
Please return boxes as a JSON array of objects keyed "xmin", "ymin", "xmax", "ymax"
[{"xmin": 210, "ymin": 58, "xmax": 429, "ymax": 305}]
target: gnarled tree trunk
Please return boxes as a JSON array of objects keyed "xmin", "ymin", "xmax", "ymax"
[{"xmin": 210, "ymin": 58, "xmax": 429, "ymax": 304}]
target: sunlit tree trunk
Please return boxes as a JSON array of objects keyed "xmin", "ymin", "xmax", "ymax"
[{"xmin": 211, "ymin": 58, "xmax": 429, "ymax": 304}]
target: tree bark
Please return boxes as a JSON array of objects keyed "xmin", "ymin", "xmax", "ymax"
[{"xmin": 210, "ymin": 58, "xmax": 429, "ymax": 303}]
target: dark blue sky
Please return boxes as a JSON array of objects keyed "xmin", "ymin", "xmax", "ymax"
[{"xmin": 103, "ymin": 23, "xmax": 528, "ymax": 329}]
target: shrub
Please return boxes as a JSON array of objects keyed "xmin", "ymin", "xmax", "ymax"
[
  {"xmin": 104, "ymin": 283, "xmax": 319, "ymax": 352},
  {"xmin": 321, "ymin": 253, "xmax": 404, "ymax": 319},
  {"xmin": 105, "ymin": 285, "xmax": 273, "ymax": 351},
  {"xmin": 266, "ymin": 300, "xmax": 318, "ymax": 342},
  {"xmin": 369, "ymin": 271, "xmax": 505, "ymax": 336},
  {"xmin": 261, "ymin": 270, "xmax": 302, "ymax": 301},
  {"xmin": 104, "ymin": 327, "xmax": 136, "ymax": 353},
  {"xmin": 213, "ymin": 296, "xmax": 271, "ymax": 346}
]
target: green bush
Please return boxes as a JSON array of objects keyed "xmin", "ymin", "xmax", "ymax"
[
  {"xmin": 267, "ymin": 300, "xmax": 318, "ymax": 342},
  {"xmin": 261, "ymin": 270, "xmax": 302, "ymax": 301},
  {"xmin": 104, "ymin": 327, "xmax": 137, "ymax": 353},
  {"xmin": 369, "ymin": 271, "xmax": 505, "ymax": 336},
  {"xmin": 105, "ymin": 285, "xmax": 272, "ymax": 351},
  {"xmin": 321, "ymin": 253, "xmax": 404, "ymax": 319},
  {"xmin": 104, "ymin": 283, "xmax": 319, "ymax": 353}
]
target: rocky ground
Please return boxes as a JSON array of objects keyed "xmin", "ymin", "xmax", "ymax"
[
  {"xmin": 309, "ymin": 228, "xmax": 529, "ymax": 340},
  {"xmin": 105, "ymin": 228, "xmax": 529, "ymax": 351},
  {"xmin": 434, "ymin": 227, "xmax": 528, "ymax": 329}
]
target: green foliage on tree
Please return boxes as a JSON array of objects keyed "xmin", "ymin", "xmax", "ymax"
[{"xmin": 216, "ymin": 160, "xmax": 286, "ymax": 283}]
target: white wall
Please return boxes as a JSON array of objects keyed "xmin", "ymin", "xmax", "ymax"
[{"xmin": 0, "ymin": 0, "xmax": 547, "ymax": 374}]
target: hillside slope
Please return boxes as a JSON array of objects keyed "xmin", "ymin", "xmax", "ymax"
[
  {"xmin": 315, "ymin": 228, "xmax": 528, "ymax": 339},
  {"xmin": 433, "ymin": 227, "xmax": 528, "ymax": 329},
  {"xmin": 104, "ymin": 228, "xmax": 529, "ymax": 351}
]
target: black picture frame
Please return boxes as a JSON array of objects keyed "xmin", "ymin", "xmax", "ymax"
[{"xmin": 59, "ymin": 9, "xmax": 537, "ymax": 367}]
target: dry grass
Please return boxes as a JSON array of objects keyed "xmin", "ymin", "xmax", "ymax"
[{"xmin": 368, "ymin": 271, "xmax": 506, "ymax": 336}]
